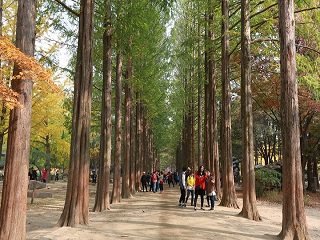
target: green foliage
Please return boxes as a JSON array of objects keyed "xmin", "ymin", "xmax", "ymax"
[{"xmin": 255, "ymin": 168, "xmax": 281, "ymax": 197}]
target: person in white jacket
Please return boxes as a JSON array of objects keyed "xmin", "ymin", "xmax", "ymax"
[{"xmin": 178, "ymin": 167, "xmax": 187, "ymax": 207}]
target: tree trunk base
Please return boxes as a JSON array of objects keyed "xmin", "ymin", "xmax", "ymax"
[
  {"xmin": 239, "ymin": 208, "xmax": 262, "ymax": 221},
  {"xmin": 220, "ymin": 199, "xmax": 239, "ymax": 209},
  {"xmin": 279, "ymin": 227, "xmax": 309, "ymax": 240}
]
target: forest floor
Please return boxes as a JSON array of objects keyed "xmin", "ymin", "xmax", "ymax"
[{"xmin": 6, "ymin": 181, "xmax": 320, "ymax": 239}]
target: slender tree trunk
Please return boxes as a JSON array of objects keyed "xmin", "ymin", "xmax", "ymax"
[
  {"xmin": 240, "ymin": 0, "xmax": 261, "ymax": 221},
  {"xmin": 93, "ymin": 0, "xmax": 112, "ymax": 211},
  {"xmin": 130, "ymin": 88, "xmax": 136, "ymax": 194},
  {"xmin": 111, "ymin": 53, "xmax": 123, "ymax": 204},
  {"xmin": 58, "ymin": 0, "xmax": 94, "ymax": 227},
  {"xmin": 122, "ymin": 56, "xmax": 132, "ymax": 199},
  {"xmin": 278, "ymin": 0, "xmax": 309, "ymax": 238},
  {"xmin": 220, "ymin": 0, "xmax": 239, "ymax": 209},
  {"xmin": 0, "ymin": 0, "xmax": 35, "ymax": 238},
  {"xmin": 135, "ymin": 94, "xmax": 142, "ymax": 191},
  {"xmin": 197, "ymin": 44, "xmax": 203, "ymax": 169}
]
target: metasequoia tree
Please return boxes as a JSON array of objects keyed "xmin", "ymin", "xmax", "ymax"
[
  {"xmin": 0, "ymin": 0, "xmax": 36, "ymax": 238},
  {"xmin": 93, "ymin": 0, "xmax": 112, "ymax": 212},
  {"xmin": 220, "ymin": 0, "xmax": 238, "ymax": 208},
  {"xmin": 239, "ymin": 0, "xmax": 261, "ymax": 221},
  {"xmin": 122, "ymin": 55, "xmax": 133, "ymax": 198},
  {"xmin": 207, "ymin": 0, "xmax": 221, "ymax": 199},
  {"xmin": 111, "ymin": 53, "xmax": 122, "ymax": 204},
  {"xmin": 57, "ymin": 0, "xmax": 94, "ymax": 226},
  {"xmin": 278, "ymin": 0, "xmax": 309, "ymax": 238}
]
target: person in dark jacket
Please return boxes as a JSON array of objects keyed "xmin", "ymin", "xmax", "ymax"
[{"xmin": 141, "ymin": 172, "xmax": 148, "ymax": 192}]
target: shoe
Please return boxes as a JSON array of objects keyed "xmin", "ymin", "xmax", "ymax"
[
  {"xmin": 209, "ymin": 208, "xmax": 214, "ymax": 211},
  {"xmin": 194, "ymin": 207, "xmax": 197, "ymax": 211},
  {"xmin": 201, "ymin": 208, "xmax": 205, "ymax": 211},
  {"xmin": 182, "ymin": 203, "xmax": 186, "ymax": 207},
  {"xmin": 205, "ymin": 205, "xmax": 210, "ymax": 207}
]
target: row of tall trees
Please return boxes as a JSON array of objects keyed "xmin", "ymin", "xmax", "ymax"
[
  {"xmin": 169, "ymin": 0, "xmax": 319, "ymax": 238},
  {"xmin": 0, "ymin": 0, "xmax": 173, "ymax": 237}
]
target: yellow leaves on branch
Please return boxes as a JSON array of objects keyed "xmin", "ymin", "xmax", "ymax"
[
  {"xmin": 0, "ymin": 84, "xmax": 22, "ymax": 108},
  {"xmin": 0, "ymin": 36, "xmax": 59, "ymax": 108}
]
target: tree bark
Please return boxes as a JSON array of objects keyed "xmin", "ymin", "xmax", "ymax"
[
  {"xmin": 57, "ymin": 0, "xmax": 94, "ymax": 227},
  {"xmin": 239, "ymin": 0, "xmax": 261, "ymax": 221},
  {"xmin": 278, "ymin": 0, "xmax": 309, "ymax": 238},
  {"xmin": 135, "ymin": 93, "xmax": 142, "ymax": 191},
  {"xmin": 220, "ymin": 0, "xmax": 239, "ymax": 209},
  {"xmin": 0, "ymin": 0, "xmax": 36, "ymax": 238},
  {"xmin": 111, "ymin": 53, "xmax": 123, "ymax": 204},
  {"xmin": 93, "ymin": 0, "xmax": 112, "ymax": 212},
  {"xmin": 122, "ymin": 56, "xmax": 132, "ymax": 198}
]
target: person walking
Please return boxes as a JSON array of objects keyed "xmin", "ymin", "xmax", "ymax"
[
  {"xmin": 194, "ymin": 165, "xmax": 206, "ymax": 211},
  {"xmin": 179, "ymin": 167, "xmax": 187, "ymax": 207}
]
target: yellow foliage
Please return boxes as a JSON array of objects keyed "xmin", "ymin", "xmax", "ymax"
[{"xmin": 31, "ymin": 87, "xmax": 70, "ymax": 167}]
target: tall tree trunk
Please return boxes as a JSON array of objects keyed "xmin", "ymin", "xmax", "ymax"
[
  {"xmin": 220, "ymin": 0, "xmax": 239, "ymax": 209},
  {"xmin": 207, "ymin": 0, "xmax": 220, "ymax": 197},
  {"xmin": 135, "ymin": 94, "xmax": 142, "ymax": 191},
  {"xmin": 130, "ymin": 85, "xmax": 136, "ymax": 194},
  {"xmin": 111, "ymin": 53, "xmax": 123, "ymax": 204},
  {"xmin": 122, "ymin": 56, "xmax": 132, "ymax": 199},
  {"xmin": 278, "ymin": 0, "xmax": 309, "ymax": 238},
  {"xmin": 197, "ymin": 47, "xmax": 203, "ymax": 169},
  {"xmin": 0, "ymin": 0, "xmax": 35, "ymax": 238},
  {"xmin": 93, "ymin": 0, "xmax": 112, "ymax": 212},
  {"xmin": 58, "ymin": 0, "xmax": 94, "ymax": 227},
  {"xmin": 239, "ymin": 0, "xmax": 261, "ymax": 221},
  {"xmin": 45, "ymin": 134, "xmax": 51, "ymax": 181}
]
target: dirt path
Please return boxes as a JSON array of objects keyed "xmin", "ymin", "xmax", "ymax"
[{"xmin": 26, "ymin": 181, "xmax": 320, "ymax": 240}]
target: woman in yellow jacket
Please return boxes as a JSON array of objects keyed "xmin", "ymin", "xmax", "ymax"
[{"xmin": 185, "ymin": 172, "xmax": 195, "ymax": 206}]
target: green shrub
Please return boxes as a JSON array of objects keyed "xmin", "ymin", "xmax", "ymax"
[{"xmin": 255, "ymin": 168, "xmax": 281, "ymax": 197}]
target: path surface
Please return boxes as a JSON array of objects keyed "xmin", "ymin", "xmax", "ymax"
[{"xmin": 26, "ymin": 181, "xmax": 320, "ymax": 240}]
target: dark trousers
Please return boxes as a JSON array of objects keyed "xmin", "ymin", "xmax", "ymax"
[
  {"xmin": 194, "ymin": 188, "xmax": 205, "ymax": 208},
  {"xmin": 207, "ymin": 195, "xmax": 215, "ymax": 209},
  {"xmin": 179, "ymin": 188, "xmax": 186, "ymax": 204},
  {"xmin": 142, "ymin": 182, "xmax": 148, "ymax": 192}
]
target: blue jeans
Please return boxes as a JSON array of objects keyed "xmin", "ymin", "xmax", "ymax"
[
  {"xmin": 186, "ymin": 189, "xmax": 194, "ymax": 205},
  {"xmin": 152, "ymin": 182, "xmax": 157, "ymax": 192}
]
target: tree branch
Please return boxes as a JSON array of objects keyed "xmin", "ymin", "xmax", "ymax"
[
  {"xmin": 251, "ymin": 38, "xmax": 320, "ymax": 55},
  {"xmin": 53, "ymin": 0, "xmax": 79, "ymax": 17}
]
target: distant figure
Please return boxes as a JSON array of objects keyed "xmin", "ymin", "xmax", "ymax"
[
  {"xmin": 167, "ymin": 172, "xmax": 174, "ymax": 187},
  {"xmin": 91, "ymin": 170, "xmax": 97, "ymax": 183},
  {"xmin": 141, "ymin": 172, "xmax": 148, "ymax": 192},
  {"xmin": 174, "ymin": 171, "xmax": 179, "ymax": 185},
  {"xmin": 159, "ymin": 171, "xmax": 164, "ymax": 193},
  {"xmin": 29, "ymin": 167, "xmax": 37, "ymax": 180},
  {"xmin": 55, "ymin": 170, "xmax": 59, "ymax": 181},
  {"xmin": 146, "ymin": 172, "xmax": 152, "ymax": 191},
  {"xmin": 41, "ymin": 168, "xmax": 48, "ymax": 183},
  {"xmin": 178, "ymin": 167, "xmax": 187, "ymax": 207},
  {"xmin": 151, "ymin": 171, "xmax": 158, "ymax": 193}
]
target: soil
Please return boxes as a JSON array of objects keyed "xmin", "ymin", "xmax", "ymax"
[{"xmin": 24, "ymin": 181, "xmax": 320, "ymax": 240}]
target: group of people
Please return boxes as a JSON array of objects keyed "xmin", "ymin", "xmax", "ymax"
[
  {"xmin": 28, "ymin": 167, "xmax": 60, "ymax": 182},
  {"xmin": 140, "ymin": 171, "xmax": 164, "ymax": 193},
  {"xmin": 179, "ymin": 165, "xmax": 217, "ymax": 211},
  {"xmin": 140, "ymin": 170, "xmax": 181, "ymax": 193}
]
